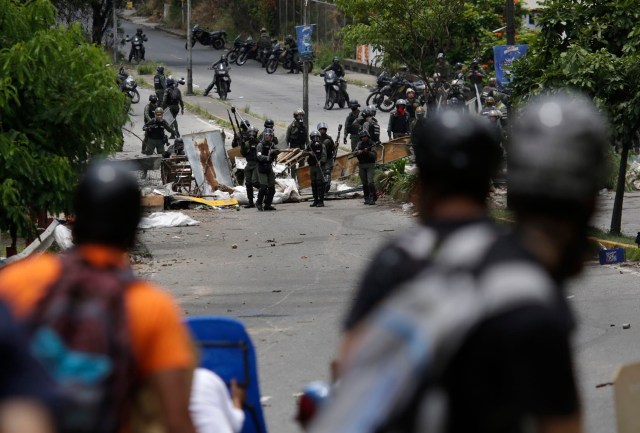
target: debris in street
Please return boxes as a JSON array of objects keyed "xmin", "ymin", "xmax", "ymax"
[
  {"xmin": 168, "ymin": 195, "xmax": 238, "ymax": 209},
  {"xmin": 232, "ymin": 244, "xmax": 238, "ymax": 249},
  {"xmin": 139, "ymin": 212, "xmax": 200, "ymax": 229},
  {"xmin": 402, "ymin": 202, "xmax": 414, "ymax": 212},
  {"xmin": 623, "ymin": 323, "xmax": 631, "ymax": 329}
]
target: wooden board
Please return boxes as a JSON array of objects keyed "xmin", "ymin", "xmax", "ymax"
[{"xmin": 297, "ymin": 137, "xmax": 412, "ymax": 189}]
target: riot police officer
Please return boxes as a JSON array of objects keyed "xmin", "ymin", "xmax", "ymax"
[
  {"xmin": 354, "ymin": 129, "xmax": 378, "ymax": 205},
  {"xmin": 162, "ymin": 78, "xmax": 184, "ymax": 138},
  {"xmin": 286, "ymin": 108, "xmax": 307, "ymax": 179},
  {"xmin": 241, "ymin": 126, "xmax": 261, "ymax": 208},
  {"xmin": 143, "ymin": 107, "xmax": 176, "ymax": 156},
  {"xmin": 362, "ymin": 106, "xmax": 381, "ymax": 144},
  {"xmin": 258, "ymin": 119, "xmax": 279, "ymax": 145},
  {"xmin": 306, "ymin": 130, "xmax": 327, "ymax": 207},
  {"xmin": 388, "ymin": 99, "xmax": 411, "ymax": 139},
  {"xmin": 256, "ymin": 128, "xmax": 279, "ymax": 211},
  {"xmin": 344, "ymin": 100, "xmax": 361, "ymax": 151},
  {"xmin": 154, "ymin": 66, "xmax": 167, "ymax": 103}
]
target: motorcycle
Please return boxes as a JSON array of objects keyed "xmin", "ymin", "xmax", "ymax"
[
  {"xmin": 236, "ymin": 38, "xmax": 257, "ymax": 66},
  {"xmin": 122, "ymin": 75, "xmax": 140, "ymax": 104},
  {"xmin": 265, "ymin": 42, "xmax": 284, "ymax": 74},
  {"xmin": 125, "ymin": 34, "xmax": 146, "ymax": 64},
  {"xmin": 258, "ymin": 42, "xmax": 274, "ymax": 68},
  {"xmin": 365, "ymin": 70, "xmax": 393, "ymax": 106},
  {"xmin": 226, "ymin": 35, "xmax": 244, "ymax": 64},
  {"xmin": 186, "ymin": 25, "xmax": 227, "ymax": 49},
  {"xmin": 211, "ymin": 62, "xmax": 231, "ymax": 100},
  {"xmin": 320, "ymin": 70, "xmax": 349, "ymax": 110}
]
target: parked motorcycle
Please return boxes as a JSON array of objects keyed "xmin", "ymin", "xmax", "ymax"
[
  {"xmin": 265, "ymin": 42, "xmax": 284, "ymax": 74},
  {"xmin": 226, "ymin": 35, "xmax": 244, "ymax": 64},
  {"xmin": 211, "ymin": 62, "xmax": 231, "ymax": 100},
  {"xmin": 365, "ymin": 70, "xmax": 393, "ymax": 106},
  {"xmin": 186, "ymin": 24, "xmax": 227, "ymax": 49},
  {"xmin": 320, "ymin": 70, "xmax": 349, "ymax": 110},
  {"xmin": 236, "ymin": 37, "xmax": 257, "ymax": 66}
]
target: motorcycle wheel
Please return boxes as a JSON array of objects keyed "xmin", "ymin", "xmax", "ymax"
[
  {"xmin": 228, "ymin": 51, "xmax": 239, "ymax": 64},
  {"xmin": 213, "ymin": 39, "xmax": 225, "ymax": 50},
  {"xmin": 266, "ymin": 59, "xmax": 278, "ymax": 74},
  {"xmin": 128, "ymin": 88, "xmax": 140, "ymax": 104},
  {"xmin": 324, "ymin": 90, "xmax": 336, "ymax": 110},
  {"xmin": 218, "ymin": 82, "xmax": 228, "ymax": 101},
  {"xmin": 237, "ymin": 52, "xmax": 248, "ymax": 66},
  {"xmin": 378, "ymin": 95, "xmax": 395, "ymax": 112},
  {"xmin": 338, "ymin": 92, "xmax": 349, "ymax": 108},
  {"xmin": 366, "ymin": 91, "xmax": 381, "ymax": 107}
]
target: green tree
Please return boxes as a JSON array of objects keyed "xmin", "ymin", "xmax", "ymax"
[
  {"xmin": 510, "ymin": 0, "xmax": 640, "ymax": 235},
  {"xmin": 0, "ymin": 0, "xmax": 129, "ymax": 242},
  {"xmin": 334, "ymin": 0, "xmax": 523, "ymax": 79}
]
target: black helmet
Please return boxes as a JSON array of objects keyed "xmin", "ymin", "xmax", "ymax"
[
  {"xmin": 240, "ymin": 120, "xmax": 251, "ymax": 131},
  {"xmin": 412, "ymin": 110, "xmax": 501, "ymax": 202},
  {"xmin": 174, "ymin": 137, "xmax": 184, "ymax": 147},
  {"xmin": 72, "ymin": 160, "xmax": 141, "ymax": 250},
  {"xmin": 358, "ymin": 129, "xmax": 370, "ymax": 138},
  {"xmin": 136, "ymin": 28, "xmax": 143, "ymax": 34},
  {"xmin": 156, "ymin": 66, "xmax": 164, "ymax": 74},
  {"xmin": 149, "ymin": 94, "xmax": 158, "ymax": 102},
  {"xmin": 264, "ymin": 119, "xmax": 274, "ymax": 128},
  {"xmin": 455, "ymin": 62, "xmax": 463, "ymax": 70},
  {"xmin": 333, "ymin": 56, "xmax": 340, "ymax": 63},
  {"xmin": 509, "ymin": 92, "xmax": 608, "ymax": 215},
  {"xmin": 349, "ymin": 100, "xmax": 360, "ymax": 109},
  {"xmin": 247, "ymin": 126, "xmax": 259, "ymax": 137},
  {"xmin": 366, "ymin": 105, "xmax": 376, "ymax": 117},
  {"xmin": 166, "ymin": 77, "xmax": 175, "ymax": 87},
  {"xmin": 317, "ymin": 122, "xmax": 328, "ymax": 131},
  {"xmin": 263, "ymin": 128, "xmax": 274, "ymax": 140}
]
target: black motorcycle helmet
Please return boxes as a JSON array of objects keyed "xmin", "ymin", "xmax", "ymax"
[
  {"xmin": 149, "ymin": 94, "xmax": 158, "ymax": 103},
  {"xmin": 136, "ymin": 28, "xmax": 143, "ymax": 35},
  {"xmin": 333, "ymin": 56, "xmax": 340, "ymax": 64},
  {"xmin": 240, "ymin": 120, "xmax": 251, "ymax": 131},
  {"xmin": 412, "ymin": 110, "xmax": 501, "ymax": 204},
  {"xmin": 264, "ymin": 119, "xmax": 274, "ymax": 128},
  {"xmin": 348, "ymin": 100, "xmax": 360, "ymax": 109},
  {"xmin": 72, "ymin": 160, "xmax": 141, "ymax": 250},
  {"xmin": 156, "ymin": 66, "xmax": 164, "ymax": 74}
]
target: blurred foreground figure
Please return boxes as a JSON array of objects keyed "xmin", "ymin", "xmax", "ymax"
[
  {"xmin": 313, "ymin": 93, "xmax": 607, "ymax": 433},
  {"xmin": 190, "ymin": 368, "xmax": 245, "ymax": 433},
  {"xmin": 0, "ymin": 161, "xmax": 197, "ymax": 433}
]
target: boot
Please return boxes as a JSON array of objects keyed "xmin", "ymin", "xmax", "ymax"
[
  {"xmin": 310, "ymin": 182, "xmax": 318, "ymax": 207},
  {"xmin": 244, "ymin": 184, "xmax": 255, "ymax": 208},
  {"xmin": 317, "ymin": 183, "xmax": 325, "ymax": 207},
  {"xmin": 256, "ymin": 188, "xmax": 266, "ymax": 211},
  {"xmin": 362, "ymin": 183, "xmax": 371, "ymax": 205},
  {"xmin": 264, "ymin": 187, "xmax": 277, "ymax": 211},
  {"xmin": 368, "ymin": 183, "xmax": 377, "ymax": 205}
]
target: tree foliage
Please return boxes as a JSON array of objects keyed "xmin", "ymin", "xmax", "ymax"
[
  {"xmin": 510, "ymin": 0, "xmax": 640, "ymax": 234},
  {"xmin": 334, "ymin": 0, "xmax": 523, "ymax": 79},
  {"xmin": 0, "ymin": 0, "xmax": 129, "ymax": 239}
]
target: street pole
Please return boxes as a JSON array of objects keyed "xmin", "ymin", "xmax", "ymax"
[
  {"xmin": 113, "ymin": 0, "xmax": 117, "ymax": 63},
  {"xmin": 187, "ymin": 0, "xmax": 193, "ymax": 94},
  {"xmin": 505, "ymin": 0, "xmax": 516, "ymax": 45},
  {"xmin": 302, "ymin": 0, "xmax": 309, "ymax": 138}
]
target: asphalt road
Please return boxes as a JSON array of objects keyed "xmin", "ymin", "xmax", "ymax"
[
  {"xmin": 119, "ymin": 18, "xmax": 640, "ymax": 433},
  {"xmin": 119, "ymin": 20, "xmax": 382, "ymax": 138}
]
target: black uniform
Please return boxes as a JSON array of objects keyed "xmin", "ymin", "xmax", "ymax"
[
  {"xmin": 153, "ymin": 73, "xmax": 166, "ymax": 102},
  {"xmin": 354, "ymin": 137, "xmax": 377, "ymax": 205},
  {"xmin": 345, "ymin": 108, "xmax": 361, "ymax": 151},
  {"xmin": 241, "ymin": 136, "xmax": 260, "ymax": 207},
  {"xmin": 255, "ymin": 140, "xmax": 279, "ymax": 210}
]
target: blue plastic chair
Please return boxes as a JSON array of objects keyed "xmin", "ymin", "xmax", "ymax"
[{"xmin": 185, "ymin": 316, "xmax": 268, "ymax": 433}]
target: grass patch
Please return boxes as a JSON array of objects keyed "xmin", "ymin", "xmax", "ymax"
[
  {"xmin": 184, "ymin": 102, "xmax": 232, "ymax": 129},
  {"xmin": 347, "ymin": 78, "xmax": 372, "ymax": 89}
]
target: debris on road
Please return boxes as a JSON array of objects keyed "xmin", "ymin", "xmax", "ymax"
[{"xmin": 139, "ymin": 212, "xmax": 200, "ymax": 229}]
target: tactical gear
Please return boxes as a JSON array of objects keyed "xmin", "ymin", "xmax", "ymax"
[
  {"xmin": 247, "ymin": 126, "xmax": 259, "ymax": 138},
  {"xmin": 310, "ymin": 130, "xmax": 321, "ymax": 141},
  {"xmin": 316, "ymin": 122, "xmax": 328, "ymax": 131},
  {"xmin": 367, "ymin": 105, "xmax": 377, "ymax": 117},
  {"xmin": 263, "ymin": 127, "xmax": 274, "ymax": 139},
  {"xmin": 415, "ymin": 106, "xmax": 426, "ymax": 119},
  {"xmin": 349, "ymin": 100, "xmax": 361, "ymax": 109},
  {"xmin": 157, "ymin": 66, "xmax": 164, "ymax": 73},
  {"xmin": 333, "ymin": 56, "xmax": 340, "ymax": 63},
  {"xmin": 149, "ymin": 94, "xmax": 158, "ymax": 102},
  {"xmin": 294, "ymin": 108, "xmax": 305, "ymax": 117},
  {"xmin": 264, "ymin": 119, "xmax": 274, "ymax": 128},
  {"xmin": 358, "ymin": 129, "xmax": 370, "ymax": 138},
  {"xmin": 509, "ymin": 92, "xmax": 608, "ymax": 211},
  {"xmin": 240, "ymin": 120, "xmax": 251, "ymax": 131},
  {"xmin": 154, "ymin": 107, "xmax": 164, "ymax": 116}
]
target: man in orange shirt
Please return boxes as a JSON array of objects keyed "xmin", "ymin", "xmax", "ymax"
[{"xmin": 0, "ymin": 161, "xmax": 197, "ymax": 433}]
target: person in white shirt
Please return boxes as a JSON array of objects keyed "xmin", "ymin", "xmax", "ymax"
[{"xmin": 189, "ymin": 368, "xmax": 246, "ymax": 433}]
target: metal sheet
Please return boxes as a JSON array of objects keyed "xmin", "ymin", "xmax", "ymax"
[{"xmin": 182, "ymin": 130, "xmax": 234, "ymax": 196}]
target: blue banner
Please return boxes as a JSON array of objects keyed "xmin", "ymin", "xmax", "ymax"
[
  {"xmin": 296, "ymin": 24, "xmax": 316, "ymax": 61},
  {"xmin": 493, "ymin": 45, "xmax": 528, "ymax": 90}
]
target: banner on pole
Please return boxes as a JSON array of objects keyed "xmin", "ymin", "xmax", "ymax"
[
  {"xmin": 296, "ymin": 24, "xmax": 316, "ymax": 61},
  {"xmin": 492, "ymin": 44, "xmax": 528, "ymax": 90}
]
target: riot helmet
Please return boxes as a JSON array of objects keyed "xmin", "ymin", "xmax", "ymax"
[
  {"xmin": 264, "ymin": 119, "xmax": 275, "ymax": 128},
  {"xmin": 415, "ymin": 106, "xmax": 426, "ymax": 119},
  {"xmin": 349, "ymin": 100, "xmax": 360, "ymax": 109},
  {"xmin": 294, "ymin": 108, "xmax": 305, "ymax": 122},
  {"xmin": 509, "ymin": 92, "xmax": 608, "ymax": 216},
  {"xmin": 156, "ymin": 66, "xmax": 164, "ymax": 74},
  {"xmin": 411, "ymin": 110, "xmax": 502, "ymax": 203},
  {"xmin": 260, "ymin": 27, "xmax": 267, "ymax": 33},
  {"xmin": 247, "ymin": 126, "xmax": 259, "ymax": 138},
  {"xmin": 174, "ymin": 137, "xmax": 184, "ymax": 148},
  {"xmin": 136, "ymin": 28, "xmax": 143, "ymax": 35},
  {"xmin": 149, "ymin": 94, "xmax": 158, "ymax": 103},
  {"xmin": 310, "ymin": 130, "xmax": 321, "ymax": 142},
  {"xmin": 263, "ymin": 127, "xmax": 274, "ymax": 140},
  {"xmin": 333, "ymin": 56, "xmax": 340, "ymax": 64},
  {"xmin": 240, "ymin": 120, "xmax": 251, "ymax": 131},
  {"xmin": 366, "ymin": 105, "xmax": 377, "ymax": 117},
  {"xmin": 166, "ymin": 77, "xmax": 175, "ymax": 87},
  {"xmin": 488, "ymin": 77, "xmax": 497, "ymax": 87},
  {"xmin": 454, "ymin": 62, "xmax": 463, "ymax": 70},
  {"xmin": 72, "ymin": 160, "xmax": 141, "ymax": 250},
  {"xmin": 317, "ymin": 122, "xmax": 328, "ymax": 131},
  {"xmin": 285, "ymin": 34, "xmax": 294, "ymax": 43},
  {"xmin": 154, "ymin": 107, "xmax": 164, "ymax": 117},
  {"xmin": 358, "ymin": 129, "xmax": 370, "ymax": 139},
  {"xmin": 395, "ymin": 99, "xmax": 407, "ymax": 107},
  {"xmin": 485, "ymin": 96, "xmax": 495, "ymax": 107},
  {"xmin": 437, "ymin": 52, "xmax": 444, "ymax": 60}
]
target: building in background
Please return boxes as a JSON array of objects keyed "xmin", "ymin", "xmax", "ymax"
[{"xmin": 523, "ymin": 0, "xmax": 543, "ymax": 30}]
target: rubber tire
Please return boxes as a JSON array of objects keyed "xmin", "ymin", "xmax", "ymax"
[
  {"xmin": 338, "ymin": 92, "xmax": 349, "ymax": 108},
  {"xmin": 228, "ymin": 51, "xmax": 239, "ymax": 64},
  {"xmin": 378, "ymin": 95, "xmax": 395, "ymax": 112},
  {"xmin": 325, "ymin": 90, "xmax": 336, "ymax": 110},
  {"xmin": 218, "ymin": 81, "xmax": 228, "ymax": 101},
  {"xmin": 266, "ymin": 59, "xmax": 278, "ymax": 74},
  {"xmin": 129, "ymin": 88, "xmax": 140, "ymax": 104},
  {"xmin": 213, "ymin": 39, "xmax": 225, "ymax": 50},
  {"xmin": 366, "ymin": 91, "xmax": 381, "ymax": 107},
  {"xmin": 237, "ymin": 52, "xmax": 248, "ymax": 66}
]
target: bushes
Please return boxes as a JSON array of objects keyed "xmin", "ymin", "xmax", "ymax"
[{"xmin": 375, "ymin": 159, "xmax": 417, "ymax": 202}]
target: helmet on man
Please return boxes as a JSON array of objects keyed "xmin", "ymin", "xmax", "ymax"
[
  {"xmin": 154, "ymin": 107, "xmax": 164, "ymax": 117},
  {"xmin": 358, "ymin": 129, "xmax": 370, "ymax": 139},
  {"xmin": 263, "ymin": 128, "xmax": 274, "ymax": 140},
  {"xmin": 247, "ymin": 126, "xmax": 259, "ymax": 138},
  {"xmin": 366, "ymin": 105, "xmax": 377, "ymax": 117},
  {"xmin": 349, "ymin": 100, "xmax": 360, "ymax": 109},
  {"xmin": 310, "ymin": 130, "xmax": 321, "ymax": 142},
  {"xmin": 395, "ymin": 99, "xmax": 407, "ymax": 108},
  {"xmin": 264, "ymin": 119, "xmax": 274, "ymax": 128},
  {"xmin": 156, "ymin": 66, "xmax": 164, "ymax": 74},
  {"xmin": 333, "ymin": 56, "xmax": 340, "ymax": 64},
  {"xmin": 240, "ymin": 120, "xmax": 251, "ymax": 131},
  {"xmin": 317, "ymin": 122, "xmax": 328, "ymax": 131},
  {"xmin": 149, "ymin": 94, "xmax": 158, "ymax": 103}
]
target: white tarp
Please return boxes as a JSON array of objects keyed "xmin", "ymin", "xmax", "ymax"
[
  {"xmin": 139, "ymin": 212, "xmax": 200, "ymax": 229},
  {"xmin": 53, "ymin": 225, "xmax": 74, "ymax": 250},
  {"xmin": 232, "ymin": 179, "xmax": 300, "ymax": 205}
]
